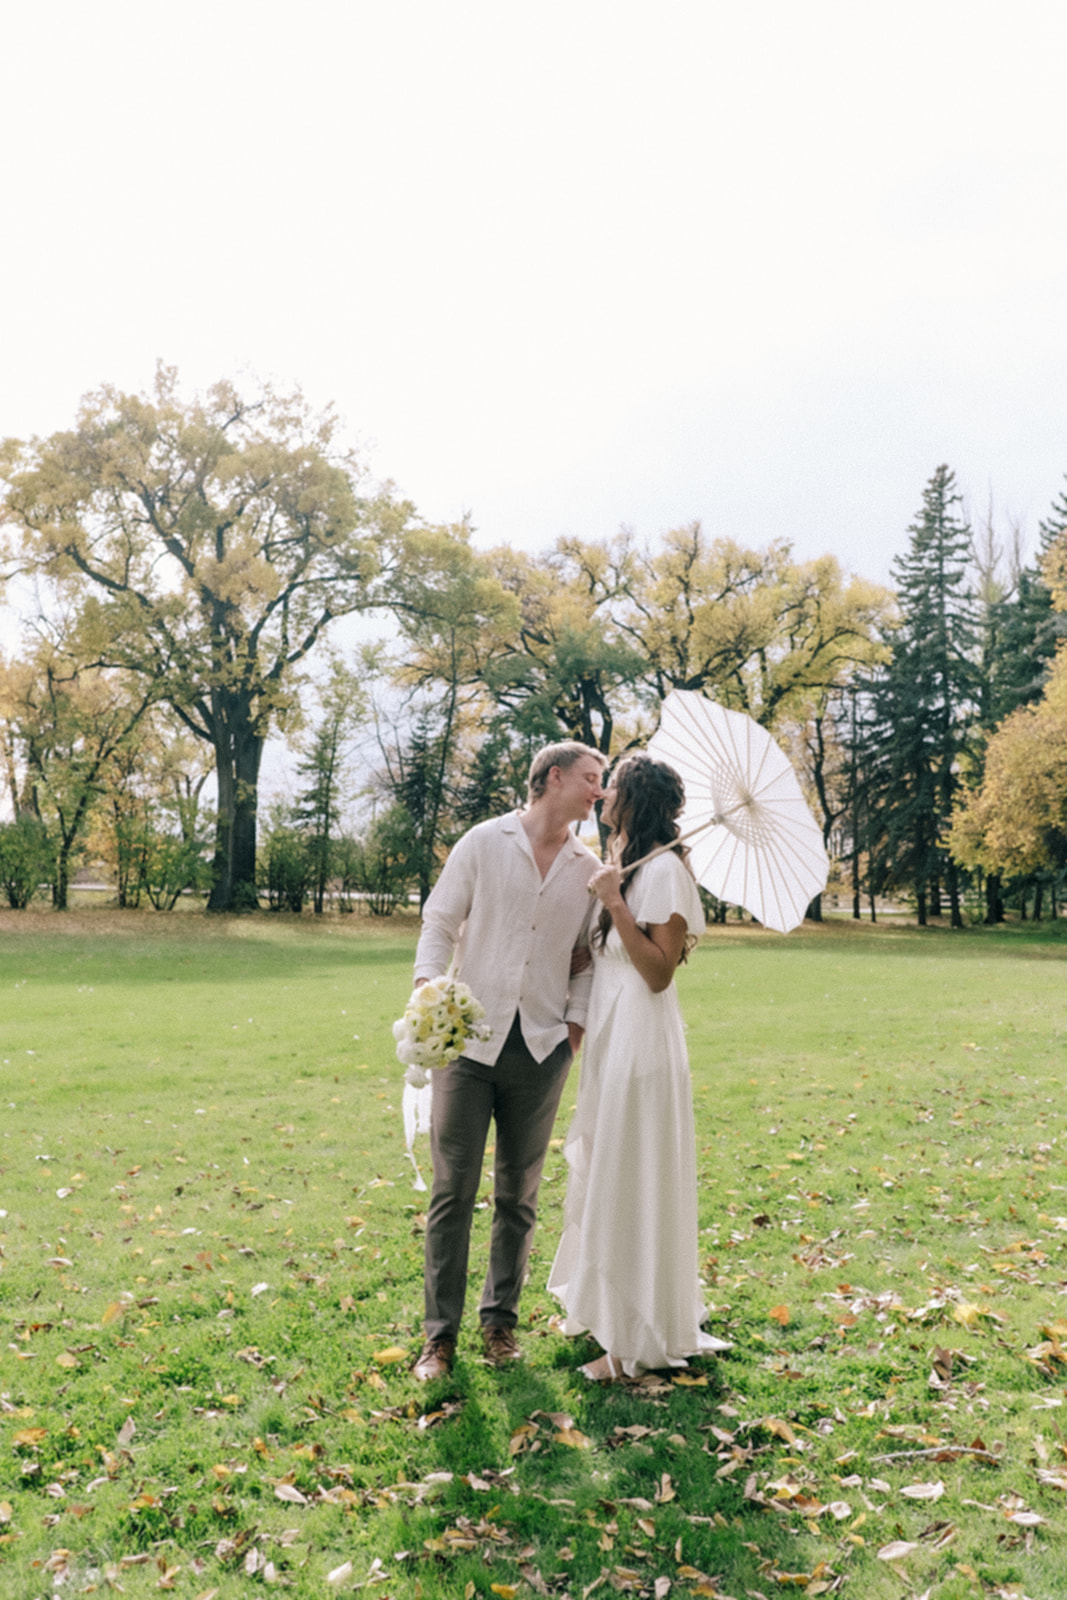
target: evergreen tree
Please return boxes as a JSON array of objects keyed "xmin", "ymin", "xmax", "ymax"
[
  {"xmin": 864, "ymin": 466, "xmax": 979, "ymax": 926},
  {"xmin": 985, "ymin": 483, "xmax": 1067, "ymax": 726}
]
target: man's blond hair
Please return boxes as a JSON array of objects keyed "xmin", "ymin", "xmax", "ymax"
[{"xmin": 526, "ymin": 741, "xmax": 606, "ymax": 803}]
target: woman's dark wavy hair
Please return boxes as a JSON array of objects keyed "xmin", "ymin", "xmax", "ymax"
[{"xmin": 594, "ymin": 753, "xmax": 694, "ymax": 953}]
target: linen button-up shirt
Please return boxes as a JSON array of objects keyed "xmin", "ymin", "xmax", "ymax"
[{"xmin": 413, "ymin": 810, "xmax": 599, "ymax": 1065}]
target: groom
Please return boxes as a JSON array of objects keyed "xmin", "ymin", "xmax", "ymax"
[{"xmin": 411, "ymin": 740, "xmax": 606, "ymax": 1380}]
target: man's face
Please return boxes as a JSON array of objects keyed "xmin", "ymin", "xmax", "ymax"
[{"xmin": 553, "ymin": 756, "xmax": 605, "ymax": 822}]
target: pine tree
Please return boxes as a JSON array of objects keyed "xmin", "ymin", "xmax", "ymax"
[
  {"xmin": 985, "ymin": 482, "xmax": 1067, "ymax": 725},
  {"xmin": 864, "ymin": 466, "xmax": 979, "ymax": 926}
]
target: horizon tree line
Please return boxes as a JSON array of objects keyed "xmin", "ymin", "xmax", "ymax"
[{"xmin": 1, "ymin": 368, "xmax": 1065, "ymax": 921}]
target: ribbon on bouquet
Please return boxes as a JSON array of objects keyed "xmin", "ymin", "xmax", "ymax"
[{"xmin": 402, "ymin": 1065, "xmax": 433, "ymax": 1190}]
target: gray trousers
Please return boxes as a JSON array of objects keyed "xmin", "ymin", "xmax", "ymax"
[{"xmin": 423, "ymin": 1014, "xmax": 573, "ymax": 1341}]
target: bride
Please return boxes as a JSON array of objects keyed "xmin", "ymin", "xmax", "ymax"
[{"xmin": 548, "ymin": 753, "xmax": 730, "ymax": 1380}]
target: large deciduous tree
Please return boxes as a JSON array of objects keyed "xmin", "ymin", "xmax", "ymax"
[
  {"xmin": 611, "ymin": 522, "xmax": 892, "ymax": 731},
  {"xmin": 0, "ymin": 367, "xmax": 402, "ymax": 910},
  {"xmin": 482, "ymin": 536, "xmax": 646, "ymax": 756}
]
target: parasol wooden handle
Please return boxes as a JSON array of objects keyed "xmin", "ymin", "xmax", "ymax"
[{"xmin": 589, "ymin": 821, "xmax": 715, "ymax": 891}]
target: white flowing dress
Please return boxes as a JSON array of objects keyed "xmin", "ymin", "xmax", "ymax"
[{"xmin": 548, "ymin": 851, "xmax": 721, "ymax": 1374}]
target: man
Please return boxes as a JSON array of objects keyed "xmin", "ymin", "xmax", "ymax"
[{"xmin": 411, "ymin": 740, "xmax": 606, "ymax": 1380}]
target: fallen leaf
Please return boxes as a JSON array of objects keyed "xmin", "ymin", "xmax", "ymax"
[
  {"xmin": 769, "ymin": 1304, "xmax": 790, "ymax": 1326},
  {"xmin": 901, "ymin": 1481, "xmax": 945, "ymax": 1501},
  {"xmin": 274, "ymin": 1484, "xmax": 307, "ymax": 1504},
  {"xmin": 372, "ymin": 1346, "xmax": 409, "ymax": 1365},
  {"xmin": 877, "ymin": 1540, "xmax": 919, "ymax": 1561},
  {"xmin": 326, "ymin": 1561, "xmax": 353, "ymax": 1585},
  {"xmin": 554, "ymin": 1427, "xmax": 593, "ymax": 1449},
  {"xmin": 55, "ymin": 1352, "xmax": 79, "ymax": 1370}
]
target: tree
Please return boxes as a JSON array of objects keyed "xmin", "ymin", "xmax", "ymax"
[
  {"xmin": 293, "ymin": 657, "xmax": 364, "ymax": 913},
  {"xmin": 611, "ymin": 524, "xmax": 892, "ymax": 731},
  {"xmin": 381, "ymin": 523, "xmax": 520, "ymax": 902},
  {"xmin": 862, "ymin": 466, "xmax": 979, "ymax": 926},
  {"xmin": 0, "ymin": 644, "xmax": 158, "ymax": 908},
  {"xmin": 88, "ymin": 709, "xmax": 213, "ymax": 908},
  {"xmin": 1, "ymin": 366, "xmax": 404, "ymax": 910},
  {"xmin": 481, "ymin": 536, "xmax": 647, "ymax": 757},
  {"xmin": 950, "ymin": 507, "xmax": 1067, "ymax": 901},
  {"xmin": 0, "ymin": 815, "xmax": 51, "ymax": 908},
  {"xmin": 950, "ymin": 645, "xmax": 1067, "ymax": 884}
]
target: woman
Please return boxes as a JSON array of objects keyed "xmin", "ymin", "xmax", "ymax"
[{"xmin": 547, "ymin": 753, "xmax": 729, "ymax": 1380}]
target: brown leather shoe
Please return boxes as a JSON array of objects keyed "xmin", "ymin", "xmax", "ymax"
[
  {"xmin": 482, "ymin": 1325, "xmax": 522, "ymax": 1366},
  {"xmin": 412, "ymin": 1337, "xmax": 455, "ymax": 1382}
]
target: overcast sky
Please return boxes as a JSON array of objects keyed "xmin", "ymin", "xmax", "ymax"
[{"xmin": 3, "ymin": 0, "xmax": 1067, "ymax": 605}]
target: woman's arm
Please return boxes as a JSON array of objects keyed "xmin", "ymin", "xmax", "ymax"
[{"xmin": 589, "ymin": 864, "xmax": 688, "ymax": 993}]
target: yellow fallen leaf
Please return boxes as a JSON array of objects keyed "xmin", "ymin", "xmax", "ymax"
[
  {"xmin": 952, "ymin": 1303, "xmax": 980, "ymax": 1329},
  {"xmin": 554, "ymin": 1427, "xmax": 593, "ymax": 1449},
  {"xmin": 769, "ymin": 1304, "xmax": 790, "ymax": 1326},
  {"xmin": 490, "ymin": 1587, "xmax": 518, "ymax": 1599},
  {"xmin": 372, "ymin": 1346, "xmax": 409, "ymax": 1365},
  {"xmin": 12, "ymin": 1428, "xmax": 47, "ymax": 1447},
  {"xmin": 672, "ymin": 1372, "xmax": 707, "ymax": 1387},
  {"xmin": 102, "ymin": 1302, "xmax": 126, "ymax": 1326},
  {"xmin": 55, "ymin": 1352, "xmax": 79, "ymax": 1370}
]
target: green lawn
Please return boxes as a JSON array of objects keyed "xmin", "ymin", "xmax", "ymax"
[{"xmin": 1, "ymin": 907, "xmax": 1066, "ymax": 1599}]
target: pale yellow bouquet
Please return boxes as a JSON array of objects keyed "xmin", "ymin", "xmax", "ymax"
[{"xmin": 392, "ymin": 977, "xmax": 491, "ymax": 1080}]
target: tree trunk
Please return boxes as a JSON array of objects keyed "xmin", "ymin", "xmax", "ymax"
[
  {"xmin": 207, "ymin": 708, "xmax": 264, "ymax": 912},
  {"xmin": 52, "ymin": 849, "xmax": 70, "ymax": 911},
  {"xmin": 916, "ymin": 886, "xmax": 927, "ymax": 926},
  {"xmin": 946, "ymin": 858, "xmax": 963, "ymax": 928},
  {"xmin": 1033, "ymin": 881, "xmax": 1044, "ymax": 921},
  {"xmin": 807, "ymin": 893, "xmax": 822, "ymax": 922},
  {"xmin": 985, "ymin": 872, "xmax": 1004, "ymax": 925}
]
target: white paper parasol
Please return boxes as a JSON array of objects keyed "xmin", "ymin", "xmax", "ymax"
[{"xmin": 645, "ymin": 689, "xmax": 828, "ymax": 934}]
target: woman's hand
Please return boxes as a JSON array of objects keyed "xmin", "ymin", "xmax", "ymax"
[
  {"xmin": 588, "ymin": 863, "xmax": 624, "ymax": 908},
  {"xmin": 569, "ymin": 945, "xmax": 591, "ymax": 977}
]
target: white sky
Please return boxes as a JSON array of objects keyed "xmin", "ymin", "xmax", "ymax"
[{"xmin": 3, "ymin": 0, "xmax": 1067, "ymax": 602}]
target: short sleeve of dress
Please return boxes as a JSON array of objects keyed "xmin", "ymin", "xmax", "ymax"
[{"xmin": 627, "ymin": 852, "xmax": 705, "ymax": 936}]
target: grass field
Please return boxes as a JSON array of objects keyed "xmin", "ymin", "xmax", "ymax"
[{"xmin": 1, "ymin": 907, "xmax": 1066, "ymax": 1599}]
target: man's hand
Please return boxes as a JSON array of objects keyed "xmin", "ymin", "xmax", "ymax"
[{"xmin": 567, "ymin": 1021, "xmax": 585, "ymax": 1056}]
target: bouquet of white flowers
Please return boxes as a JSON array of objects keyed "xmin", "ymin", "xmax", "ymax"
[{"xmin": 393, "ymin": 977, "xmax": 492, "ymax": 1077}]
